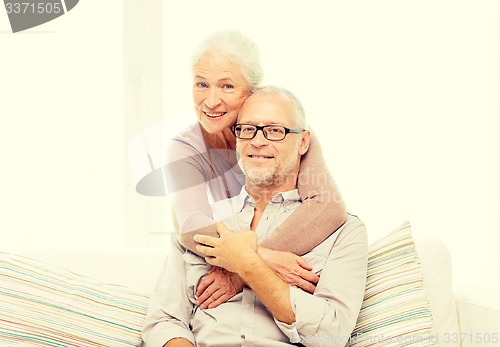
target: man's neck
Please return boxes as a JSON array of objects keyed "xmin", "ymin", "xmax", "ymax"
[{"xmin": 246, "ymin": 174, "xmax": 298, "ymax": 230}]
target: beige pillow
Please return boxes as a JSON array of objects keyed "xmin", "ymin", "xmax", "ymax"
[
  {"xmin": 350, "ymin": 221, "xmax": 436, "ymax": 346},
  {"xmin": 0, "ymin": 252, "xmax": 149, "ymax": 346}
]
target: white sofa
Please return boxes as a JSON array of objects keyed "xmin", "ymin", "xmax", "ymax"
[{"xmin": 1, "ymin": 231, "xmax": 499, "ymax": 347}]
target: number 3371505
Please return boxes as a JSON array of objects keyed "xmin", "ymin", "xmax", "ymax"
[
  {"xmin": 444, "ymin": 333, "xmax": 498, "ymax": 344},
  {"xmin": 5, "ymin": 2, "xmax": 62, "ymax": 14}
]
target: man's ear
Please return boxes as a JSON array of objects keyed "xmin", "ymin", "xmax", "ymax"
[{"xmin": 298, "ymin": 130, "xmax": 311, "ymax": 156}]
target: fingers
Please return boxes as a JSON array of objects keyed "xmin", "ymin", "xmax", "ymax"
[
  {"xmin": 205, "ymin": 255, "xmax": 218, "ymax": 267},
  {"xmin": 196, "ymin": 273, "xmax": 215, "ymax": 296},
  {"xmin": 291, "ymin": 256, "xmax": 318, "ymax": 284},
  {"xmin": 297, "ymin": 267, "xmax": 320, "ymax": 284},
  {"xmin": 194, "ymin": 222, "xmax": 230, "ymax": 246},
  {"xmin": 196, "ymin": 272, "xmax": 220, "ymax": 307},
  {"xmin": 278, "ymin": 266, "xmax": 318, "ymax": 293},
  {"xmin": 296, "ymin": 256, "xmax": 313, "ymax": 271},
  {"xmin": 195, "ymin": 267, "xmax": 240, "ymax": 309},
  {"xmin": 198, "ymin": 286, "xmax": 236, "ymax": 309},
  {"xmin": 296, "ymin": 277, "xmax": 317, "ymax": 294},
  {"xmin": 216, "ymin": 221, "xmax": 231, "ymax": 235},
  {"xmin": 196, "ymin": 244, "xmax": 215, "ymax": 257},
  {"xmin": 197, "ymin": 287, "xmax": 225, "ymax": 309},
  {"xmin": 194, "ymin": 234, "xmax": 217, "ymax": 247},
  {"xmin": 196, "ymin": 283, "xmax": 215, "ymax": 306},
  {"xmin": 207, "ymin": 293, "xmax": 232, "ymax": 309}
]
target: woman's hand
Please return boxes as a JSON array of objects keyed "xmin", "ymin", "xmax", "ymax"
[
  {"xmin": 257, "ymin": 247, "xmax": 319, "ymax": 293},
  {"xmin": 196, "ymin": 266, "xmax": 245, "ymax": 309}
]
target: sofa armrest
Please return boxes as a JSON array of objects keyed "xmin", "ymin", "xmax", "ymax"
[{"xmin": 455, "ymin": 298, "xmax": 500, "ymax": 347}]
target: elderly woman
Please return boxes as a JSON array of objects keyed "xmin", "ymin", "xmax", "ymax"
[{"xmin": 165, "ymin": 30, "xmax": 347, "ymax": 308}]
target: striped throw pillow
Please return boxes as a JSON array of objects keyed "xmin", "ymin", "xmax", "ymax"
[
  {"xmin": 350, "ymin": 221, "xmax": 436, "ymax": 346},
  {"xmin": 0, "ymin": 252, "xmax": 149, "ymax": 347}
]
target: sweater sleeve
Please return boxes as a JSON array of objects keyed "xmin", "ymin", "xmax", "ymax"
[
  {"xmin": 258, "ymin": 129, "xmax": 347, "ymax": 255},
  {"xmin": 164, "ymin": 133, "xmax": 222, "ymax": 255}
]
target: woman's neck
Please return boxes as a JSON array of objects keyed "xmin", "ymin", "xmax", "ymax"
[{"xmin": 200, "ymin": 125, "xmax": 237, "ymax": 151}]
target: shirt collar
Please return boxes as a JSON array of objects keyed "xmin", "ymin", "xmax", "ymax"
[{"xmin": 237, "ymin": 186, "xmax": 301, "ymax": 211}]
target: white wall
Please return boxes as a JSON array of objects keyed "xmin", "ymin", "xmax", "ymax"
[
  {"xmin": 0, "ymin": 2, "xmax": 125, "ymax": 248},
  {"xmin": 123, "ymin": 0, "xmax": 167, "ymax": 248},
  {"xmin": 161, "ymin": 0, "xmax": 500, "ymax": 305}
]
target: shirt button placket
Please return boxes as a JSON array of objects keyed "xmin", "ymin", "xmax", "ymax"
[{"xmin": 240, "ymin": 288, "xmax": 256, "ymax": 347}]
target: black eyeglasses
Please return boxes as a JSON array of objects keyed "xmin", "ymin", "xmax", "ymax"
[{"xmin": 233, "ymin": 124, "xmax": 305, "ymax": 141}]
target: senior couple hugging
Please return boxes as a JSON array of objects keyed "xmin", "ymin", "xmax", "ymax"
[{"xmin": 141, "ymin": 30, "xmax": 368, "ymax": 347}]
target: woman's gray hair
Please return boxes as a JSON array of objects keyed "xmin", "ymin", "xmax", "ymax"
[
  {"xmin": 252, "ymin": 86, "xmax": 307, "ymax": 129},
  {"xmin": 191, "ymin": 30, "xmax": 264, "ymax": 90}
]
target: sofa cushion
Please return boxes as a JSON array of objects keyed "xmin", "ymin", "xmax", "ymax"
[
  {"xmin": 0, "ymin": 252, "xmax": 149, "ymax": 347},
  {"xmin": 350, "ymin": 221, "xmax": 436, "ymax": 346}
]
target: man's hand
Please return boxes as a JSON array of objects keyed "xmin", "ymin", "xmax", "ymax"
[
  {"xmin": 196, "ymin": 222, "xmax": 296, "ymax": 325},
  {"xmin": 196, "ymin": 266, "xmax": 245, "ymax": 309},
  {"xmin": 194, "ymin": 222, "xmax": 257, "ymax": 273},
  {"xmin": 257, "ymin": 247, "xmax": 319, "ymax": 293}
]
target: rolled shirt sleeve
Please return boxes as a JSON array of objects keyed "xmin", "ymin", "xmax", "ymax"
[
  {"xmin": 274, "ymin": 215, "xmax": 368, "ymax": 347},
  {"xmin": 141, "ymin": 235, "xmax": 197, "ymax": 347}
]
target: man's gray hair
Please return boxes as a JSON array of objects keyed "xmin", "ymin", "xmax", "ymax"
[
  {"xmin": 191, "ymin": 30, "xmax": 264, "ymax": 91},
  {"xmin": 252, "ymin": 86, "xmax": 307, "ymax": 129}
]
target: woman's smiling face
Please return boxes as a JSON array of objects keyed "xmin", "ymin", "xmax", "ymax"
[{"xmin": 192, "ymin": 52, "xmax": 252, "ymax": 134}]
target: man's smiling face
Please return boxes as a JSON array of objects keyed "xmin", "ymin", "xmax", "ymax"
[{"xmin": 236, "ymin": 91, "xmax": 308, "ymax": 187}]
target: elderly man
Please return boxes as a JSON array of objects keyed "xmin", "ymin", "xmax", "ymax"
[{"xmin": 142, "ymin": 86, "xmax": 368, "ymax": 347}]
